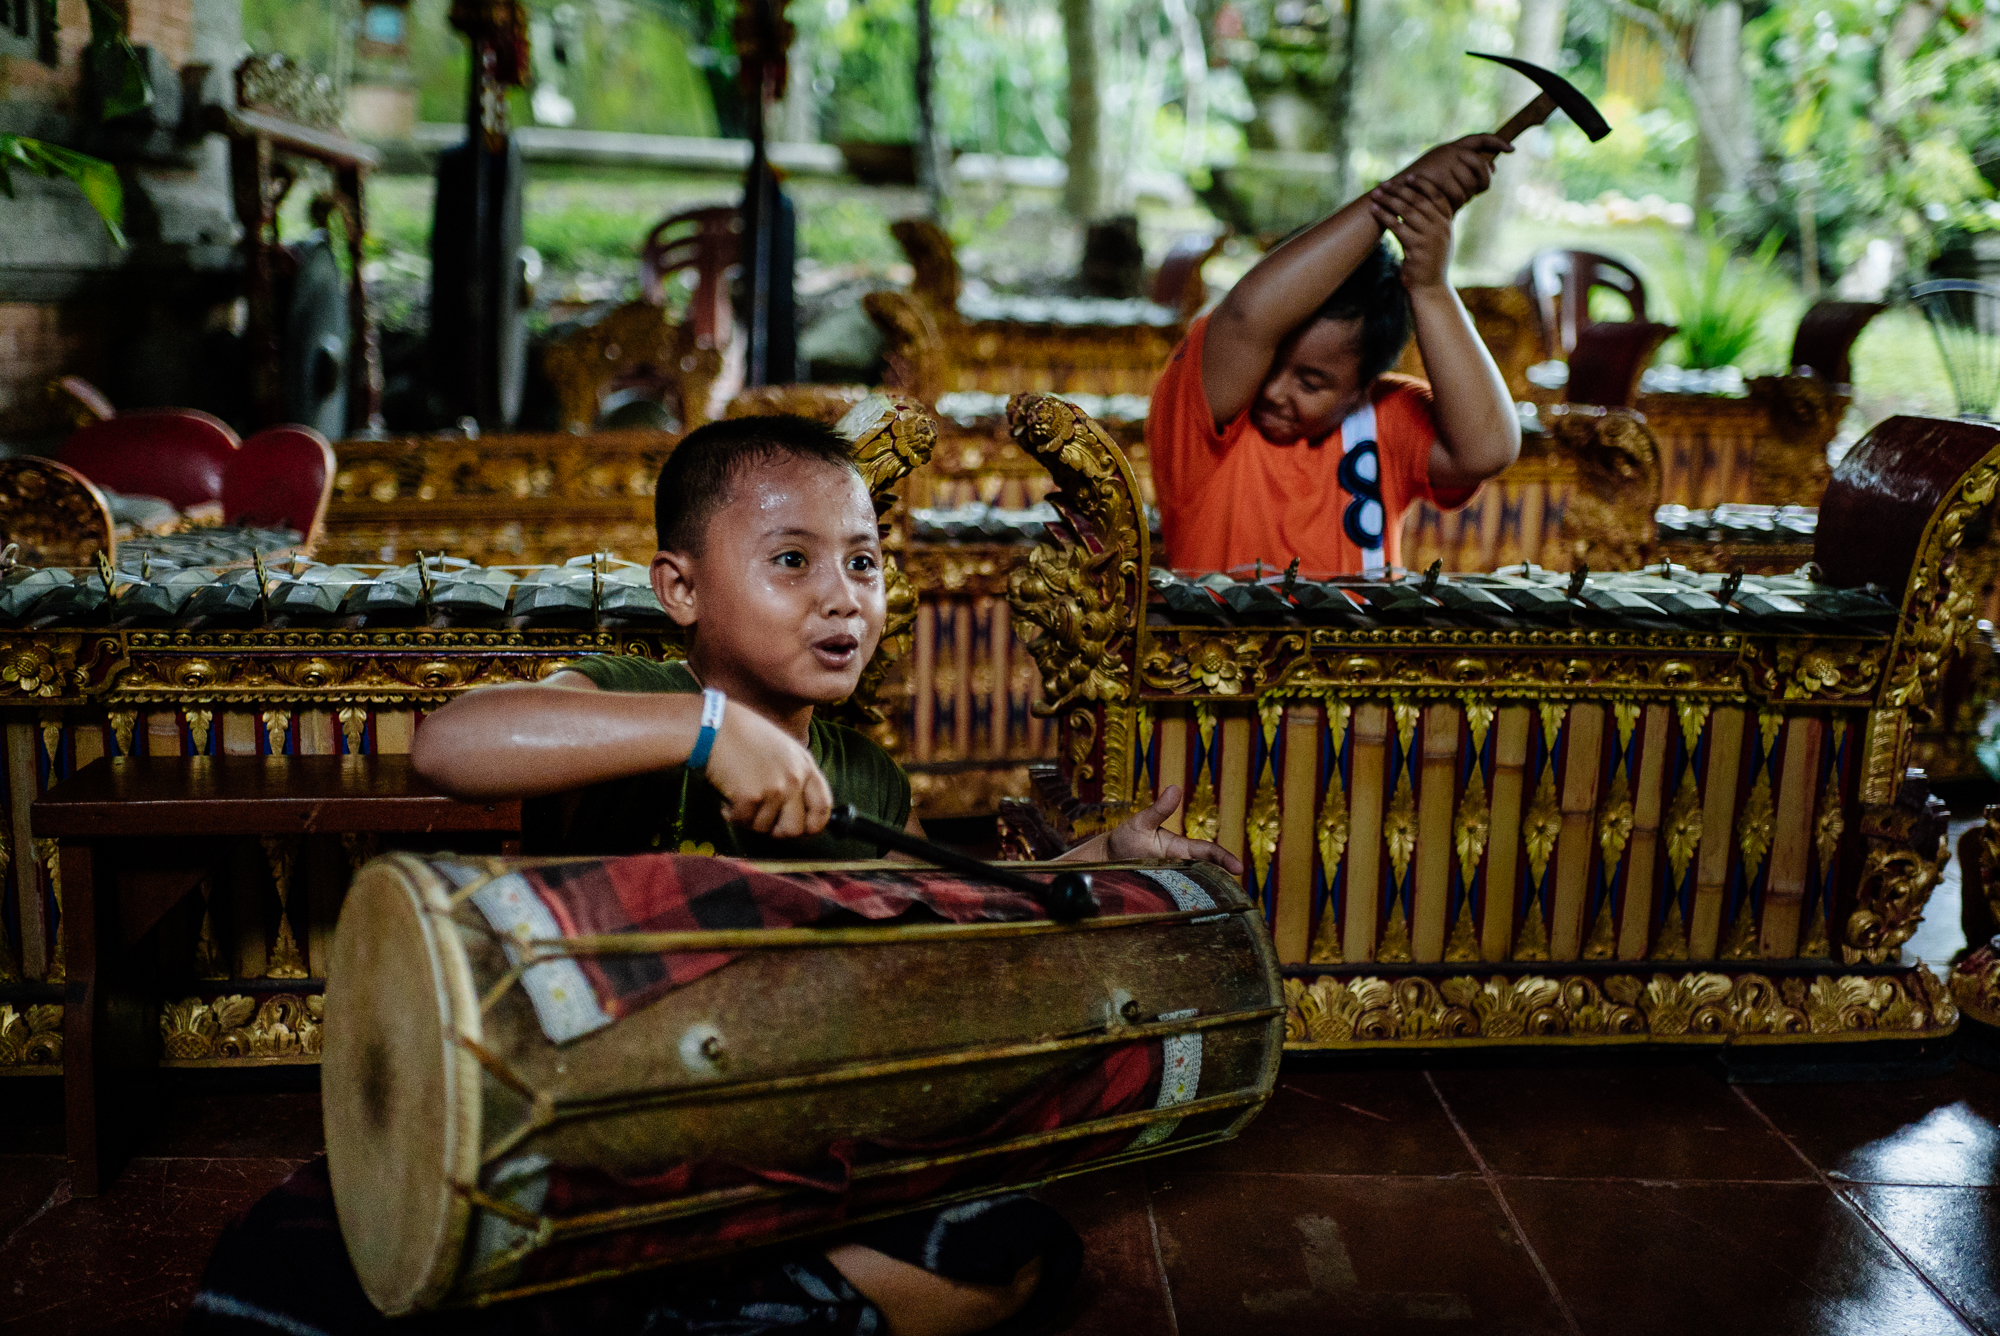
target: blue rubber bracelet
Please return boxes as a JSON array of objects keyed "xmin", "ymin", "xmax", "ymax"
[{"xmin": 687, "ymin": 687, "xmax": 725, "ymax": 772}]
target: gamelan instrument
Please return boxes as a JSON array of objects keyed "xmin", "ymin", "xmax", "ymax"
[
  {"xmin": 322, "ymin": 849, "xmax": 1282, "ymax": 1312},
  {"xmin": 997, "ymin": 393, "xmax": 2000, "ymax": 1056}
]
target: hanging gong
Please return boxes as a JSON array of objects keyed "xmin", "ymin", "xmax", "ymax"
[{"xmin": 279, "ymin": 230, "xmax": 351, "ymax": 438}]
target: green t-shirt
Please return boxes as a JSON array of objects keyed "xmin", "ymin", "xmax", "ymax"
[{"xmin": 557, "ymin": 656, "xmax": 912, "ymax": 861}]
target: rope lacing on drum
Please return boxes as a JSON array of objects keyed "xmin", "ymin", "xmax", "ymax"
[
  {"xmin": 452, "ymin": 1031, "xmax": 540, "ymax": 1101},
  {"xmin": 477, "ymin": 957, "xmax": 533, "ymax": 1016},
  {"xmin": 477, "ymin": 1006, "xmax": 1278, "ymax": 1169},
  {"xmin": 450, "ymin": 1030, "xmax": 560, "ymax": 1165},
  {"xmin": 456, "ymin": 1185, "xmax": 548, "ymax": 1232},
  {"xmin": 478, "ymin": 1090, "xmax": 1267, "ymax": 1251},
  {"xmin": 442, "ymin": 859, "xmax": 513, "ymax": 910},
  {"xmin": 449, "ymin": 1188, "xmax": 557, "ymax": 1286},
  {"xmin": 432, "ymin": 881, "xmax": 546, "ymax": 1017},
  {"xmin": 438, "ymin": 894, "xmax": 575, "ymax": 1021}
]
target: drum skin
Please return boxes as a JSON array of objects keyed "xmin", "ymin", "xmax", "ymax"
[
  {"xmin": 324, "ymin": 854, "xmax": 1282, "ymax": 1313},
  {"xmin": 322, "ymin": 851, "xmax": 485, "ymax": 1314}
]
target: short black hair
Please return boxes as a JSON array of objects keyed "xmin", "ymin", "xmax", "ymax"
[
  {"xmin": 1309, "ymin": 239, "xmax": 1412, "ymax": 382},
  {"xmin": 653, "ymin": 414, "xmax": 861, "ymax": 554}
]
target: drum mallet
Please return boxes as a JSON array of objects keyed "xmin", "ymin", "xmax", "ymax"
[
  {"xmin": 1468, "ymin": 52, "xmax": 1611, "ymax": 147},
  {"xmin": 826, "ymin": 804, "xmax": 1098, "ymax": 923}
]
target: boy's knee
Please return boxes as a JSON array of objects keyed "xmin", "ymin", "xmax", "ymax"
[{"xmin": 824, "ymin": 1242, "xmax": 1043, "ymax": 1336}]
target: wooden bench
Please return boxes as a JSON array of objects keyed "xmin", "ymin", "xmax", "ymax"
[{"xmin": 35, "ymin": 755, "xmax": 520, "ymax": 1193}]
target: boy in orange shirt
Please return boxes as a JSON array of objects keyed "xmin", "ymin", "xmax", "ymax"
[{"xmin": 1151, "ymin": 135, "xmax": 1523, "ymax": 576}]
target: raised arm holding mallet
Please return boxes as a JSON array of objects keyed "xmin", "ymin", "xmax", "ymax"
[{"xmin": 1146, "ymin": 52, "xmax": 1614, "ymax": 580}]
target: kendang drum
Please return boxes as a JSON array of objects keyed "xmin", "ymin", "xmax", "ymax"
[{"xmin": 323, "ymin": 851, "xmax": 1282, "ymax": 1312}]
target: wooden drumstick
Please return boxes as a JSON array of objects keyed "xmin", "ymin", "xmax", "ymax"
[{"xmin": 827, "ymin": 804, "xmax": 1098, "ymax": 922}]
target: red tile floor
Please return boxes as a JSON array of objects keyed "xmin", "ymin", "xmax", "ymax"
[{"xmin": 3, "ymin": 1056, "xmax": 1996, "ymax": 1335}]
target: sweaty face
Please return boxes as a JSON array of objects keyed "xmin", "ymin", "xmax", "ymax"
[
  {"xmin": 1249, "ymin": 315, "xmax": 1369, "ymax": 444},
  {"xmin": 656, "ymin": 457, "xmax": 886, "ymax": 711}
]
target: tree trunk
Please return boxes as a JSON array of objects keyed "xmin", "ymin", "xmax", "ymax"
[
  {"xmin": 1327, "ymin": 0, "xmax": 1363, "ymax": 204},
  {"xmin": 776, "ymin": 22, "xmax": 819, "ymax": 144},
  {"xmin": 914, "ymin": 0, "xmax": 947, "ymax": 219},
  {"xmin": 1061, "ymin": 0, "xmax": 1103, "ymax": 221},
  {"xmin": 1692, "ymin": 1, "xmax": 1748, "ymax": 211},
  {"xmin": 1162, "ymin": 0, "xmax": 1207, "ymax": 170},
  {"xmin": 1881, "ymin": 0, "xmax": 1945, "ymax": 99},
  {"xmin": 1457, "ymin": 0, "xmax": 1567, "ymax": 273}
]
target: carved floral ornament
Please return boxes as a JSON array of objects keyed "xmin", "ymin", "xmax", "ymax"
[
  {"xmin": 0, "ymin": 642, "xmax": 65, "ymax": 696},
  {"xmin": 111, "ymin": 645, "xmax": 598, "ymax": 706},
  {"xmin": 0, "ymin": 616, "xmax": 918, "ymax": 716},
  {"xmin": 1844, "ymin": 846, "xmax": 1946, "ymax": 966},
  {"xmin": 0, "ymin": 635, "xmax": 121, "ymax": 703},
  {"xmin": 844, "ymin": 396, "xmax": 940, "ymax": 501},
  {"xmin": 1883, "ymin": 453, "xmax": 2000, "ymax": 719},
  {"xmin": 0, "ymin": 1003, "xmax": 63, "ymax": 1067},
  {"xmin": 1004, "ymin": 395, "xmax": 1148, "ymax": 719},
  {"xmin": 161, "ymin": 994, "xmax": 323, "ymax": 1062},
  {"xmin": 1285, "ymin": 969, "xmax": 1958, "ymax": 1047},
  {"xmin": 1140, "ymin": 628, "xmax": 1774, "ymax": 703},
  {"xmin": 0, "ymin": 629, "xmax": 620, "ymax": 707},
  {"xmin": 898, "ymin": 547, "xmax": 1022, "ymax": 598},
  {"xmin": 1757, "ymin": 639, "xmax": 1886, "ymax": 701},
  {"xmin": 1125, "ymin": 623, "xmax": 1911, "ymax": 708},
  {"xmin": 1951, "ymin": 942, "xmax": 2000, "ymax": 1029},
  {"xmin": 1944, "ymin": 806, "xmax": 2000, "ymax": 1029}
]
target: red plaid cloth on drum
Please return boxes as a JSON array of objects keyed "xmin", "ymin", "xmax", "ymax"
[
  {"xmin": 450, "ymin": 856, "xmax": 1224, "ymax": 1286},
  {"xmin": 510, "ymin": 854, "xmax": 1179, "ymax": 1022},
  {"xmin": 527, "ymin": 1038, "xmax": 1167, "ymax": 1286}
]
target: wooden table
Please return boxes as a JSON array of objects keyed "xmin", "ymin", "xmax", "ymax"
[{"xmin": 34, "ymin": 756, "xmax": 521, "ymax": 1193}]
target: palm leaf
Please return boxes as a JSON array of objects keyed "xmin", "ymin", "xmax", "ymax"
[
  {"xmin": 0, "ymin": 134, "xmax": 127, "ymax": 247},
  {"xmin": 1656, "ymin": 222, "xmax": 1783, "ymax": 371}
]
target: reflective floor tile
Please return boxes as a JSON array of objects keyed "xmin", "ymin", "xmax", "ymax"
[
  {"xmin": 1430, "ymin": 1063, "xmax": 1806, "ymax": 1181},
  {"xmin": 1744, "ymin": 1065, "xmax": 2000, "ymax": 1185},
  {"xmin": 1034, "ymin": 1168, "xmax": 1178, "ymax": 1336},
  {"xmin": 1503, "ymin": 1178, "xmax": 1978, "ymax": 1336},
  {"xmin": 1173, "ymin": 1070, "xmax": 1478, "ymax": 1178},
  {"xmin": 1147, "ymin": 1170, "xmax": 1568, "ymax": 1336},
  {"xmin": 1842, "ymin": 1183, "xmax": 2000, "ymax": 1334}
]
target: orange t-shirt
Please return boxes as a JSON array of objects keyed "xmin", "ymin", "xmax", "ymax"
[{"xmin": 1148, "ymin": 314, "xmax": 1468, "ymax": 577}]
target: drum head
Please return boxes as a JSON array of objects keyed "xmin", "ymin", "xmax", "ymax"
[{"xmin": 323, "ymin": 855, "xmax": 481, "ymax": 1314}]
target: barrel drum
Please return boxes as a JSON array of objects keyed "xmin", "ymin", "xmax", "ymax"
[{"xmin": 323, "ymin": 853, "xmax": 1282, "ymax": 1312}]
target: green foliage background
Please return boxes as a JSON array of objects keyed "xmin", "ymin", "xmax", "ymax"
[
  {"xmin": 1726, "ymin": 0, "xmax": 2000, "ymax": 273},
  {"xmin": 242, "ymin": 0, "xmax": 720, "ymax": 137}
]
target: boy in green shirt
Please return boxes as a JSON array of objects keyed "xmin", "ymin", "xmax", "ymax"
[
  {"xmin": 416, "ymin": 412, "xmax": 1240, "ymax": 871},
  {"xmin": 413, "ymin": 412, "xmax": 1238, "ymax": 1335}
]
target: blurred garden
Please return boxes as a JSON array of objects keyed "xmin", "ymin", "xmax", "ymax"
[{"xmin": 238, "ymin": 0, "xmax": 2000, "ymax": 432}]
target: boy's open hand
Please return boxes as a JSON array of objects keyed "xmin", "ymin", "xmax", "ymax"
[
  {"xmin": 708, "ymin": 706, "xmax": 835, "ymax": 838},
  {"xmin": 1369, "ymin": 175, "xmax": 1458, "ymax": 290},
  {"xmin": 1104, "ymin": 784, "xmax": 1246, "ymax": 877},
  {"xmin": 1390, "ymin": 135, "xmax": 1511, "ymax": 210}
]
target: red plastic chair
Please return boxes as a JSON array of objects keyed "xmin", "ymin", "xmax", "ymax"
[
  {"xmin": 1789, "ymin": 300, "xmax": 1885, "ymax": 384},
  {"xmin": 61, "ymin": 410, "xmax": 241, "ymax": 511},
  {"xmin": 639, "ymin": 206, "xmax": 742, "ymax": 348},
  {"xmin": 1565, "ymin": 321, "xmax": 1677, "ymax": 408},
  {"xmin": 224, "ymin": 425, "xmax": 336, "ymax": 546},
  {"xmin": 1148, "ymin": 233, "xmax": 1228, "ymax": 319},
  {"xmin": 1515, "ymin": 250, "xmax": 1649, "ymax": 360}
]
